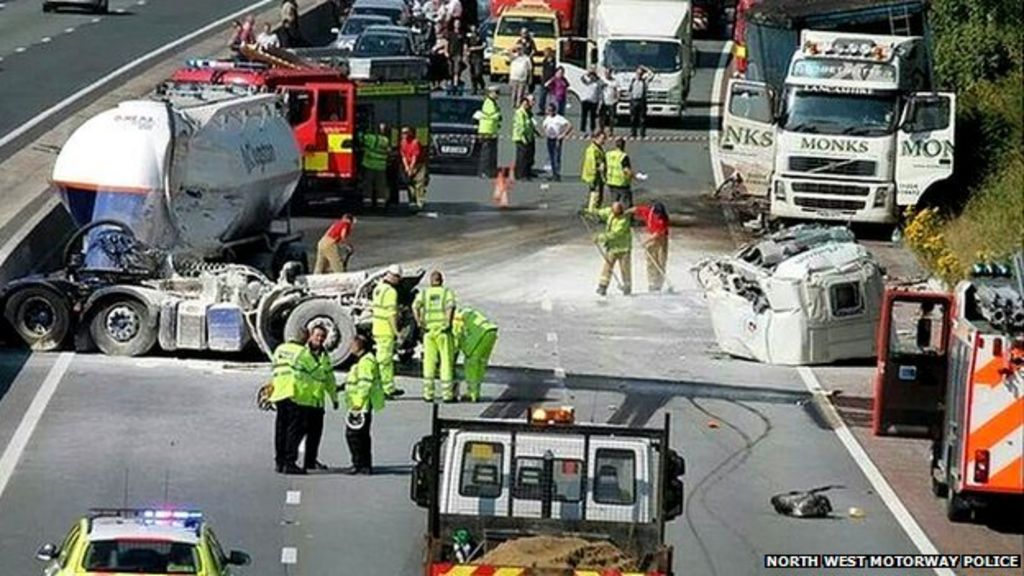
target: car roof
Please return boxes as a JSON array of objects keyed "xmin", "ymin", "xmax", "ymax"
[
  {"xmin": 431, "ymin": 93, "xmax": 484, "ymax": 103},
  {"xmin": 352, "ymin": 0, "xmax": 405, "ymax": 8},
  {"xmin": 347, "ymin": 14, "xmax": 392, "ymax": 22},
  {"xmin": 362, "ymin": 25, "xmax": 411, "ymax": 35},
  {"xmin": 87, "ymin": 518, "xmax": 201, "ymax": 545}
]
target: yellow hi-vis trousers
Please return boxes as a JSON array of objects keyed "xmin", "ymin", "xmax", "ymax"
[
  {"xmin": 374, "ymin": 334, "xmax": 396, "ymax": 394},
  {"xmin": 422, "ymin": 330, "xmax": 454, "ymax": 401},
  {"xmin": 463, "ymin": 330, "xmax": 497, "ymax": 402}
]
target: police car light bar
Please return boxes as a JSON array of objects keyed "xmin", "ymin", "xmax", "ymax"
[
  {"xmin": 89, "ymin": 508, "xmax": 204, "ymax": 523},
  {"xmin": 528, "ymin": 405, "xmax": 575, "ymax": 425}
]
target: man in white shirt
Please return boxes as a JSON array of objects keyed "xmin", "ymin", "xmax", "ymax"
[
  {"xmin": 507, "ymin": 48, "xmax": 533, "ymax": 107},
  {"xmin": 541, "ymin": 104, "xmax": 573, "ymax": 181},
  {"xmin": 599, "ymin": 67, "xmax": 619, "ymax": 135},
  {"xmin": 578, "ymin": 65, "xmax": 604, "ymax": 135},
  {"xmin": 256, "ymin": 23, "xmax": 281, "ymax": 50}
]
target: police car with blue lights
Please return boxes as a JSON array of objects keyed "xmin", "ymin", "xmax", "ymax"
[{"xmin": 35, "ymin": 508, "xmax": 250, "ymax": 575}]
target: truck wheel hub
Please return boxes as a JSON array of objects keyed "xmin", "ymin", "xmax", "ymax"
[
  {"xmin": 22, "ymin": 298, "xmax": 55, "ymax": 335},
  {"xmin": 106, "ymin": 305, "xmax": 140, "ymax": 342}
]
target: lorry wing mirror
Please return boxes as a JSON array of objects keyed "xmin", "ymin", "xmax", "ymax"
[
  {"xmin": 410, "ymin": 435, "xmax": 434, "ymax": 508},
  {"xmin": 662, "ymin": 449, "xmax": 686, "ymax": 521}
]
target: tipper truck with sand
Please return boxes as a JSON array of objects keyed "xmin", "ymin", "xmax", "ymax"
[{"xmin": 410, "ymin": 405, "xmax": 686, "ymax": 575}]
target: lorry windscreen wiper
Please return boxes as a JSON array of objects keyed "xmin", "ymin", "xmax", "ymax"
[
  {"xmin": 784, "ymin": 122, "xmax": 819, "ymax": 133},
  {"xmin": 841, "ymin": 126, "xmax": 885, "ymax": 136}
]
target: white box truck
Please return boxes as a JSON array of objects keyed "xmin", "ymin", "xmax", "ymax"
[
  {"xmin": 559, "ymin": 0, "xmax": 693, "ymax": 121},
  {"xmin": 718, "ymin": 30, "xmax": 956, "ymax": 224}
]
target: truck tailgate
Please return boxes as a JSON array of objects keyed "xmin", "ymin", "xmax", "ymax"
[{"xmin": 430, "ymin": 565, "xmax": 666, "ymax": 575}]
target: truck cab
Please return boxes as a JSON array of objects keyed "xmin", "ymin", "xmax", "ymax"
[
  {"xmin": 490, "ymin": 1, "xmax": 561, "ymax": 80},
  {"xmin": 559, "ymin": 0, "xmax": 693, "ymax": 121},
  {"xmin": 411, "ymin": 406, "xmax": 684, "ymax": 575},
  {"xmin": 719, "ymin": 31, "xmax": 955, "ymax": 224}
]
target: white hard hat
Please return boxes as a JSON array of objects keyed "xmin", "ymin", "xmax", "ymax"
[{"xmin": 387, "ymin": 264, "xmax": 403, "ymax": 276}]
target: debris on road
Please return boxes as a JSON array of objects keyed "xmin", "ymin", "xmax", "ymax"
[
  {"xmin": 693, "ymin": 225, "xmax": 883, "ymax": 365},
  {"xmin": 771, "ymin": 485, "xmax": 842, "ymax": 518},
  {"xmin": 477, "ymin": 536, "xmax": 640, "ymax": 571}
]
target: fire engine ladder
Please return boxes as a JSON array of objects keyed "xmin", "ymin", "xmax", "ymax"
[
  {"xmin": 238, "ymin": 43, "xmax": 322, "ymax": 70},
  {"xmin": 888, "ymin": 5, "xmax": 913, "ymax": 36}
]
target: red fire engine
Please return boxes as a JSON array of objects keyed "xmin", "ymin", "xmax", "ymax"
[
  {"xmin": 163, "ymin": 49, "xmax": 430, "ymax": 205},
  {"xmin": 873, "ymin": 257, "xmax": 1024, "ymax": 521}
]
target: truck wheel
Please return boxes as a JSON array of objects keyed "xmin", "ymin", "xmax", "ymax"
[
  {"xmin": 945, "ymin": 486, "xmax": 971, "ymax": 522},
  {"xmin": 283, "ymin": 299, "xmax": 355, "ymax": 367},
  {"xmin": 89, "ymin": 298, "xmax": 157, "ymax": 357},
  {"xmin": 4, "ymin": 286, "xmax": 71, "ymax": 351}
]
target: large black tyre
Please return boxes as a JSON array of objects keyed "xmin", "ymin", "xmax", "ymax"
[
  {"xmin": 89, "ymin": 298, "xmax": 157, "ymax": 357},
  {"xmin": 945, "ymin": 476, "xmax": 971, "ymax": 522},
  {"xmin": 4, "ymin": 286, "xmax": 72, "ymax": 351},
  {"xmin": 283, "ymin": 299, "xmax": 355, "ymax": 367}
]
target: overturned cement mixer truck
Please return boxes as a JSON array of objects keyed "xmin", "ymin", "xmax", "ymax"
[{"xmin": 0, "ymin": 87, "xmax": 421, "ymax": 366}]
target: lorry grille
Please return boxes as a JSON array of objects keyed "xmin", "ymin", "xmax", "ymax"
[
  {"xmin": 794, "ymin": 197, "xmax": 865, "ymax": 211},
  {"xmin": 788, "ymin": 156, "xmax": 876, "ymax": 176},
  {"xmin": 791, "ymin": 182, "xmax": 871, "ymax": 197},
  {"xmin": 647, "ymin": 90, "xmax": 671, "ymax": 103}
]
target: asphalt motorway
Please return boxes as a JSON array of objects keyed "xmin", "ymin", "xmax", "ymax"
[
  {"xmin": 0, "ymin": 39, "xmax": 938, "ymax": 575},
  {"xmin": 0, "ymin": 0, "xmax": 280, "ymax": 157}
]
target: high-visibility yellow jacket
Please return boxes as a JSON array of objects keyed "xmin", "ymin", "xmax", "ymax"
[
  {"xmin": 478, "ymin": 97, "xmax": 501, "ymax": 135},
  {"xmin": 512, "ymin": 106, "xmax": 534, "ymax": 144},
  {"xmin": 299, "ymin": 348, "xmax": 337, "ymax": 409},
  {"xmin": 414, "ymin": 286, "xmax": 457, "ymax": 333},
  {"xmin": 581, "ymin": 142, "xmax": 605, "ymax": 185},
  {"xmin": 454, "ymin": 307, "xmax": 498, "ymax": 357},
  {"xmin": 361, "ymin": 133, "xmax": 389, "ymax": 171},
  {"xmin": 269, "ymin": 342, "xmax": 304, "ymax": 403},
  {"xmin": 605, "ymin": 149, "xmax": 629, "ymax": 187},
  {"xmin": 592, "ymin": 206, "xmax": 632, "ymax": 254},
  {"xmin": 345, "ymin": 353, "xmax": 386, "ymax": 411},
  {"xmin": 372, "ymin": 282, "xmax": 398, "ymax": 337}
]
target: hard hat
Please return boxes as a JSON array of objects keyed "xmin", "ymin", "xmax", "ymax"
[
  {"xmin": 487, "ymin": 85, "xmax": 500, "ymax": 94},
  {"xmin": 387, "ymin": 264, "xmax": 403, "ymax": 276}
]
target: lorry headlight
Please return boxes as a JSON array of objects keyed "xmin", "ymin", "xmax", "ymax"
[
  {"xmin": 874, "ymin": 184, "xmax": 893, "ymax": 208},
  {"xmin": 773, "ymin": 180, "xmax": 786, "ymax": 201}
]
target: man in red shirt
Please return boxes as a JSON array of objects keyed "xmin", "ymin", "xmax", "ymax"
[
  {"xmin": 400, "ymin": 126, "xmax": 429, "ymax": 209},
  {"xmin": 633, "ymin": 202, "xmax": 670, "ymax": 291},
  {"xmin": 314, "ymin": 214, "xmax": 355, "ymax": 273}
]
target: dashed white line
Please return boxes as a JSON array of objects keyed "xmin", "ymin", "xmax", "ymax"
[
  {"xmin": 89, "ymin": 17, "xmax": 101, "ymax": 23},
  {"xmin": 14, "ymin": 47, "xmax": 26, "ymax": 53},
  {"xmin": 137, "ymin": 0, "xmax": 147, "ymax": 4},
  {"xmin": 797, "ymin": 367, "xmax": 954, "ymax": 576},
  {"xmin": 64, "ymin": 27, "xmax": 75, "ymax": 34},
  {"xmin": 285, "ymin": 490, "xmax": 301, "ymax": 505},
  {"xmin": 114, "ymin": 8, "xmax": 126, "ymax": 14},
  {"xmin": 0, "ymin": 353, "xmax": 75, "ymax": 505},
  {"xmin": 40, "ymin": 37, "xmax": 52, "ymax": 43},
  {"xmin": 280, "ymin": 547, "xmax": 298, "ymax": 564},
  {"xmin": 546, "ymin": 332, "xmax": 558, "ymax": 342}
]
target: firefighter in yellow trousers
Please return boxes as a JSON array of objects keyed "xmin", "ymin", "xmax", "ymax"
[
  {"xmin": 588, "ymin": 201, "xmax": 635, "ymax": 296},
  {"xmin": 372, "ymin": 264, "xmax": 405, "ymax": 398},
  {"xmin": 413, "ymin": 270, "xmax": 457, "ymax": 402},
  {"xmin": 454, "ymin": 306, "xmax": 498, "ymax": 402}
]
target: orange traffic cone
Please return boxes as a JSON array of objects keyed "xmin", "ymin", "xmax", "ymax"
[{"xmin": 492, "ymin": 166, "xmax": 511, "ymax": 208}]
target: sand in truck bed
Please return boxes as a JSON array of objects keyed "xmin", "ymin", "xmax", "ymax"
[{"xmin": 476, "ymin": 536, "xmax": 640, "ymax": 571}]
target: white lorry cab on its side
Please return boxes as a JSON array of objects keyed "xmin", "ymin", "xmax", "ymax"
[
  {"xmin": 719, "ymin": 31, "xmax": 956, "ymax": 225},
  {"xmin": 558, "ymin": 0, "xmax": 694, "ymax": 120}
]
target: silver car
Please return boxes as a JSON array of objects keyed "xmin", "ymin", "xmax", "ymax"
[{"xmin": 43, "ymin": 0, "xmax": 108, "ymax": 13}]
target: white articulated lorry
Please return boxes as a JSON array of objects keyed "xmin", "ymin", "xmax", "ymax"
[
  {"xmin": 719, "ymin": 31, "xmax": 956, "ymax": 224},
  {"xmin": 1, "ymin": 88, "xmax": 425, "ymax": 366},
  {"xmin": 559, "ymin": 0, "xmax": 693, "ymax": 121}
]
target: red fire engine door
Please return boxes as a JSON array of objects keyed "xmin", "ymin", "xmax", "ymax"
[
  {"xmin": 280, "ymin": 83, "xmax": 355, "ymax": 179},
  {"xmin": 872, "ymin": 290, "xmax": 954, "ymax": 437}
]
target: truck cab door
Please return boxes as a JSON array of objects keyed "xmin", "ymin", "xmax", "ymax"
[
  {"xmin": 895, "ymin": 93, "xmax": 955, "ymax": 207},
  {"xmin": 718, "ymin": 79, "xmax": 776, "ymax": 196},
  {"xmin": 308, "ymin": 82, "xmax": 356, "ymax": 179},
  {"xmin": 278, "ymin": 87, "xmax": 319, "ymax": 173},
  {"xmin": 872, "ymin": 290, "xmax": 953, "ymax": 437},
  {"xmin": 557, "ymin": 37, "xmax": 595, "ymax": 101}
]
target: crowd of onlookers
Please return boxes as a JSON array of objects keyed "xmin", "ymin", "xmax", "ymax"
[{"xmin": 229, "ymin": 0, "xmax": 306, "ymax": 52}]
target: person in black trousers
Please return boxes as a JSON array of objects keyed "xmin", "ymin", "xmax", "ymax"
[
  {"xmin": 628, "ymin": 65, "xmax": 652, "ymax": 138},
  {"xmin": 301, "ymin": 325, "xmax": 337, "ymax": 472}
]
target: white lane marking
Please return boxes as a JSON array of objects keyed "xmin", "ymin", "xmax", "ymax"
[
  {"xmin": 0, "ymin": 353, "xmax": 75, "ymax": 504},
  {"xmin": 114, "ymin": 8, "xmax": 126, "ymax": 14},
  {"xmin": 540, "ymin": 298, "xmax": 552, "ymax": 312},
  {"xmin": 41, "ymin": 37, "xmax": 52, "ymax": 44},
  {"xmin": 64, "ymin": 27, "xmax": 75, "ymax": 34},
  {"xmin": 0, "ymin": 0, "xmax": 274, "ymax": 149},
  {"xmin": 553, "ymin": 367, "xmax": 566, "ymax": 380},
  {"xmin": 89, "ymin": 17, "xmax": 101, "ymax": 23},
  {"xmin": 285, "ymin": 490, "xmax": 301, "ymax": 505},
  {"xmin": 280, "ymin": 547, "xmax": 298, "ymax": 564},
  {"xmin": 797, "ymin": 367, "xmax": 954, "ymax": 576},
  {"xmin": 137, "ymin": 0, "xmax": 147, "ymax": 5},
  {"xmin": 708, "ymin": 41, "xmax": 733, "ymax": 188},
  {"xmin": 546, "ymin": 332, "xmax": 558, "ymax": 343},
  {"xmin": 14, "ymin": 47, "xmax": 26, "ymax": 53}
]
